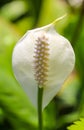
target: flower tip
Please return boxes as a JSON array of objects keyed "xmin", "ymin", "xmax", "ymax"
[{"xmin": 51, "ymin": 13, "xmax": 68, "ymax": 26}]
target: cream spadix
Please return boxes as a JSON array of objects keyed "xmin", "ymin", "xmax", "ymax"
[{"xmin": 12, "ymin": 20, "xmax": 75, "ymax": 109}]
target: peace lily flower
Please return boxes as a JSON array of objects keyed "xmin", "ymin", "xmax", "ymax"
[{"xmin": 12, "ymin": 16, "xmax": 75, "ymax": 110}]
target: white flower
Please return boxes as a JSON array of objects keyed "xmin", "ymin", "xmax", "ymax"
[{"xmin": 12, "ymin": 21, "xmax": 75, "ymax": 109}]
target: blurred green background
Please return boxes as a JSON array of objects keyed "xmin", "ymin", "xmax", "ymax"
[{"xmin": 0, "ymin": 0, "xmax": 84, "ymax": 130}]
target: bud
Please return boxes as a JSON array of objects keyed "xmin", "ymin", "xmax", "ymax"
[{"xmin": 12, "ymin": 18, "xmax": 75, "ymax": 109}]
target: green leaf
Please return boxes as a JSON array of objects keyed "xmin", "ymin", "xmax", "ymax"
[{"xmin": 67, "ymin": 118, "xmax": 84, "ymax": 130}]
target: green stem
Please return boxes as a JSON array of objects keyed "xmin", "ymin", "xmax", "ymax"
[
  {"xmin": 38, "ymin": 87, "xmax": 43, "ymax": 130},
  {"xmin": 71, "ymin": 0, "xmax": 84, "ymax": 47}
]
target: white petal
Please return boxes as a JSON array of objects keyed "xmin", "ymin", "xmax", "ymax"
[
  {"xmin": 12, "ymin": 26, "xmax": 75, "ymax": 109},
  {"xmin": 12, "ymin": 32, "xmax": 38, "ymax": 108},
  {"xmin": 42, "ymin": 28, "xmax": 75, "ymax": 108}
]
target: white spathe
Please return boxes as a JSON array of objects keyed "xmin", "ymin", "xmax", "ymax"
[{"xmin": 12, "ymin": 23, "xmax": 75, "ymax": 109}]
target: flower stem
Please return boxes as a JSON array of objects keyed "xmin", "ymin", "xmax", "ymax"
[
  {"xmin": 38, "ymin": 87, "xmax": 43, "ymax": 130},
  {"xmin": 71, "ymin": 0, "xmax": 84, "ymax": 47}
]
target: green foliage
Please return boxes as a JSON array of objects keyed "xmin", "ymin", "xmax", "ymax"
[{"xmin": 67, "ymin": 118, "xmax": 84, "ymax": 130}]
